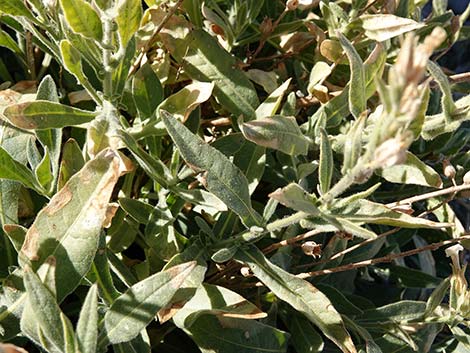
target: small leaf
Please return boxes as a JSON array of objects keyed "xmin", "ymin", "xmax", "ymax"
[
  {"xmin": 34, "ymin": 148, "xmax": 53, "ymax": 193},
  {"xmin": 0, "ymin": 146, "xmax": 42, "ymax": 192},
  {"xmin": 255, "ymin": 78, "xmax": 291, "ymax": 119},
  {"xmin": 101, "ymin": 261, "xmax": 197, "ymax": 345},
  {"xmin": 116, "ymin": 0, "xmax": 142, "ymax": 49},
  {"xmin": 269, "ymin": 183, "xmax": 320, "ymax": 215},
  {"xmin": 360, "ymin": 14, "xmax": 425, "ymax": 41},
  {"xmin": 23, "ymin": 267, "xmax": 65, "ymax": 352},
  {"xmin": 378, "ymin": 152, "xmax": 442, "ymax": 187},
  {"xmin": 61, "ymin": 312, "xmax": 77, "ymax": 353},
  {"xmin": 338, "ymin": 33, "xmax": 366, "ymax": 118},
  {"xmin": 132, "ymin": 62, "xmax": 163, "ymax": 119},
  {"xmin": 19, "ymin": 149, "xmax": 132, "ymax": 301},
  {"xmin": 425, "ymin": 277, "xmax": 450, "ymax": 316},
  {"xmin": 319, "ymin": 128, "xmax": 333, "ymax": 194},
  {"xmin": 2, "ymin": 224, "xmax": 27, "ymax": 252},
  {"xmin": 0, "ymin": 0, "xmax": 37, "ymax": 22},
  {"xmin": 60, "ymin": 40, "xmax": 86, "ymax": 86},
  {"xmin": 162, "ymin": 111, "xmax": 263, "ymax": 228},
  {"xmin": 427, "ymin": 60, "xmax": 457, "ymax": 123},
  {"xmin": 235, "ymin": 246, "xmax": 357, "ymax": 353},
  {"xmin": 58, "ymin": 138, "xmax": 85, "ymax": 190},
  {"xmin": 76, "ymin": 284, "xmax": 98, "ymax": 353},
  {"xmin": 342, "ymin": 113, "xmax": 366, "ymax": 174},
  {"xmin": 241, "ymin": 115, "xmax": 310, "ymax": 156},
  {"xmin": 59, "ymin": 0, "xmax": 103, "ymax": 41},
  {"xmin": 159, "ymin": 82, "xmax": 214, "ymax": 122},
  {"xmin": 3, "ymin": 100, "xmax": 96, "ymax": 130}
]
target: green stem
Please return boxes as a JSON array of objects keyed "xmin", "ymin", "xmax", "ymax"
[{"xmin": 102, "ymin": 15, "xmax": 114, "ymax": 100}]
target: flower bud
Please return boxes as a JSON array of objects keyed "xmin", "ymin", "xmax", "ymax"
[
  {"xmin": 286, "ymin": 0, "xmax": 299, "ymax": 11},
  {"xmin": 373, "ymin": 137, "xmax": 407, "ymax": 168},
  {"xmin": 259, "ymin": 17, "xmax": 273, "ymax": 36},
  {"xmin": 301, "ymin": 241, "xmax": 321, "ymax": 258},
  {"xmin": 463, "ymin": 170, "xmax": 470, "ymax": 184},
  {"xmin": 443, "ymin": 159, "xmax": 456, "ymax": 179}
]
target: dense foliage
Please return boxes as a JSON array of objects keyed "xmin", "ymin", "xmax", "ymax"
[{"xmin": 0, "ymin": 0, "xmax": 470, "ymax": 352}]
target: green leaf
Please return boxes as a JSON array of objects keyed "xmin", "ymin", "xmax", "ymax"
[
  {"xmin": 158, "ymin": 82, "xmax": 214, "ymax": 122},
  {"xmin": 378, "ymin": 152, "xmax": 442, "ymax": 187},
  {"xmin": 59, "ymin": 0, "xmax": 103, "ymax": 41},
  {"xmin": 2, "ymin": 224, "xmax": 27, "ymax": 252},
  {"xmin": 360, "ymin": 14, "xmax": 424, "ymax": 41},
  {"xmin": 60, "ymin": 40, "xmax": 86, "ymax": 88},
  {"xmin": 280, "ymin": 308, "xmax": 324, "ymax": 353},
  {"xmin": 101, "ymin": 261, "xmax": 197, "ymax": 345},
  {"xmin": 427, "ymin": 60, "xmax": 457, "ymax": 123},
  {"xmin": 342, "ymin": 114, "xmax": 366, "ymax": 174},
  {"xmin": 58, "ymin": 138, "xmax": 85, "ymax": 190},
  {"xmin": 357, "ymin": 301, "xmax": 426, "ymax": 323},
  {"xmin": 0, "ymin": 146, "xmax": 42, "ymax": 192},
  {"xmin": 425, "ymin": 277, "xmax": 450, "ymax": 316},
  {"xmin": 0, "ymin": 29, "xmax": 21, "ymax": 55},
  {"xmin": 61, "ymin": 312, "xmax": 77, "ymax": 353},
  {"xmin": 23, "ymin": 267, "xmax": 65, "ymax": 352},
  {"xmin": 18, "ymin": 149, "xmax": 130, "ymax": 301},
  {"xmin": 116, "ymin": 0, "xmax": 142, "ymax": 49},
  {"xmin": 162, "ymin": 111, "xmax": 263, "ymax": 228},
  {"xmin": 3, "ymin": 100, "xmax": 96, "ymax": 130},
  {"xmin": 241, "ymin": 115, "xmax": 310, "ymax": 156},
  {"xmin": 269, "ymin": 183, "xmax": 320, "ymax": 215},
  {"xmin": 319, "ymin": 128, "xmax": 333, "ymax": 194},
  {"xmin": 35, "ymin": 148, "xmax": 53, "ymax": 193},
  {"xmin": 0, "ymin": 0, "xmax": 37, "ymax": 22},
  {"xmin": 255, "ymin": 79, "xmax": 291, "ymax": 119},
  {"xmin": 183, "ymin": 29, "xmax": 259, "ymax": 119},
  {"xmin": 132, "ymin": 62, "xmax": 163, "ymax": 119},
  {"xmin": 338, "ymin": 33, "xmax": 366, "ymax": 119},
  {"xmin": 76, "ymin": 284, "xmax": 98, "ymax": 353},
  {"xmin": 235, "ymin": 246, "xmax": 357, "ymax": 353},
  {"xmin": 186, "ymin": 314, "xmax": 289, "ymax": 353}
]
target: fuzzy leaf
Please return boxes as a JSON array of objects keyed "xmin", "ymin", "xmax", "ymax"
[
  {"xmin": 18, "ymin": 149, "xmax": 131, "ymax": 301},
  {"xmin": 241, "ymin": 115, "xmax": 310, "ymax": 156},
  {"xmin": 0, "ymin": 146, "xmax": 42, "ymax": 191},
  {"xmin": 338, "ymin": 33, "xmax": 366, "ymax": 118},
  {"xmin": 76, "ymin": 284, "xmax": 98, "ymax": 353},
  {"xmin": 183, "ymin": 29, "xmax": 259, "ymax": 119},
  {"xmin": 319, "ymin": 128, "xmax": 333, "ymax": 194},
  {"xmin": 132, "ymin": 62, "xmax": 163, "ymax": 119},
  {"xmin": 162, "ymin": 111, "xmax": 263, "ymax": 227},
  {"xmin": 269, "ymin": 183, "xmax": 320, "ymax": 215},
  {"xmin": 59, "ymin": 0, "xmax": 103, "ymax": 41},
  {"xmin": 235, "ymin": 246, "xmax": 357, "ymax": 353},
  {"xmin": 101, "ymin": 261, "xmax": 197, "ymax": 345},
  {"xmin": 360, "ymin": 14, "xmax": 424, "ymax": 42},
  {"xmin": 3, "ymin": 100, "xmax": 95, "ymax": 130},
  {"xmin": 378, "ymin": 152, "xmax": 442, "ymax": 187},
  {"xmin": 116, "ymin": 0, "xmax": 142, "ymax": 49},
  {"xmin": 255, "ymin": 79, "xmax": 292, "ymax": 119}
]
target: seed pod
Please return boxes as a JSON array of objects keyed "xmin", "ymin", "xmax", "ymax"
[
  {"xmin": 443, "ymin": 159, "xmax": 456, "ymax": 179},
  {"xmin": 463, "ymin": 171, "xmax": 470, "ymax": 184},
  {"xmin": 301, "ymin": 241, "xmax": 321, "ymax": 258}
]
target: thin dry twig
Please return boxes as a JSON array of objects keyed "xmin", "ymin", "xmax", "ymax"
[
  {"xmin": 296, "ymin": 234, "xmax": 470, "ymax": 279},
  {"xmin": 263, "ymin": 229, "xmax": 324, "ymax": 254}
]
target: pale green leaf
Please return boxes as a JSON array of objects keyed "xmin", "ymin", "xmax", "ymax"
[
  {"xmin": 132, "ymin": 62, "xmax": 163, "ymax": 119},
  {"xmin": 0, "ymin": 0, "xmax": 37, "ymax": 22},
  {"xmin": 235, "ymin": 246, "xmax": 357, "ymax": 353},
  {"xmin": 76, "ymin": 284, "xmax": 98, "ymax": 353},
  {"xmin": 23, "ymin": 268, "xmax": 65, "ymax": 352},
  {"xmin": 159, "ymin": 82, "xmax": 214, "ymax": 122},
  {"xmin": 255, "ymin": 78, "xmax": 291, "ymax": 119},
  {"xmin": 269, "ymin": 183, "xmax": 320, "ymax": 215},
  {"xmin": 3, "ymin": 100, "xmax": 96, "ymax": 130},
  {"xmin": 241, "ymin": 115, "xmax": 310, "ymax": 156},
  {"xmin": 183, "ymin": 29, "xmax": 259, "ymax": 119},
  {"xmin": 60, "ymin": 40, "xmax": 86, "ymax": 83},
  {"xmin": 378, "ymin": 152, "xmax": 442, "ymax": 187},
  {"xmin": 319, "ymin": 128, "xmax": 333, "ymax": 194},
  {"xmin": 58, "ymin": 138, "xmax": 85, "ymax": 190},
  {"xmin": 101, "ymin": 261, "xmax": 196, "ymax": 345},
  {"xmin": 338, "ymin": 33, "xmax": 366, "ymax": 118},
  {"xmin": 19, "ymin": 149, "xmax": 130, "ymax": 301},
  {"xmin": 427, "ymin": 60, "xmax": 457, "ymax": 123},
  {"xmin": 59, "ymin": 0, "xmax": 103, "ymax": 41},
  {"xmin": 360, "ymin": 14, "xmax": 424, "ymax": 41},
  {"xmin": 162, "ymin": 111, "xmax": 263, "ymax": 228},
  {"xmin": 116, "ymin": 0, "xmax": 142, "ymax": 49}
]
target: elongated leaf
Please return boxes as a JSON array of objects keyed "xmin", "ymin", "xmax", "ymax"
[
  {"xmin": 280, "ymin": 308, "xmax": 324, "ymax": 353},
  {"xmin": 235, "ymin": 246, "xmax": 357, "ymax": 353},
  {"xmin": 173, "ymin": 284, "xmax": 266, "ymax": 328},
  {"xmin": 360, "ymin": 14, "xmax": 424, "ymax": 41},
  {"xmin": 23, "ymin": 267, "xmax": 65, "ymax": 352},
  {"xmin": 255, "ymin": 79, "xmax": 291, "ymax": 119},
  {"xmin": 3, "ymin": 100, "xmax": 95, "ymax": 130},
  {"xmin": 269, "ymin": 183, "xmax": 320, "ymax": 215},
  {"xmin": 132, "ymin": 62, "xmax": 163, "ymax": 119},
  {"xmin": 60, "ymin": 40, "xmax": 86, "ymax": 87},
  {"xmin": 187, "ymin": 314, "xmax": 289, "ymax": 353},
  {"xmin": 19, "ymin": 149, "xmax": 131, "ymax": 301},
  {"xmin": 378, "ymin": 152, "xmax": 442, "ymax": 187},
  {"xmin": 59, "ymin": 0, "xmax": 103, "ymax": 41},
  {"xmin": 58, "ymin": 138, "xmax": 85, "ymax": 190},
  {"xmin": 162, "ymin": 111, "xmax": 263, "ymax": 227},
  {"xmin": 0, "ymin": 29, "xmax": 21, "ymax": 55},
  {"xmin": 0, "ymin": 146, "xmax": 42, "ymax": 192},
  {"xmin": 76, "ymin": 284, "xmax": 98, "ymax": 353},
  {"xmin": 319, "ymin": 128, "xmax": 333, "ymax": 194},
  {"xmin": 101, "ymin": 261, "xmax": 196, "ymax": 345},
  {"xmin": 0, "ymin": 0, "xmax": 37, "ymax": 22},
  {"xmin": 427, "ymin": 60, "xmax": 456, "ymax": 122},
  {"xmin": 338, "ymin": 33, "xmax": 366, "ymax": 118},
  {"xmin": 159, "ymin": 82, "xmax": 214, "ymax": 122},
  {"xmin": 116, "ymin": 0, "xmax": 142, "ymax": 49},
  {"xmin": 183, "ymin": 29, "xmax": 259, "ymax": 119},
  {"xmin": 241, "ymin": 115, "xmax": 310, "ymax": 156}
]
